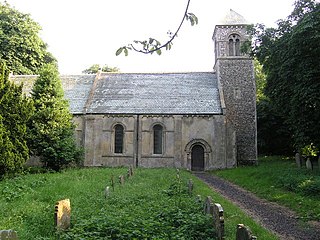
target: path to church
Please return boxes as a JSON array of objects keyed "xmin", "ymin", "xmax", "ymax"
[{"xmin": 194, "ymin": 173, "xmax": 320, "ymax": 240}]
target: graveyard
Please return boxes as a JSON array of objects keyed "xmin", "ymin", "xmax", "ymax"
[{"xmin": 0, "ymin": 166, "xmax": 280, "ymax": 239}]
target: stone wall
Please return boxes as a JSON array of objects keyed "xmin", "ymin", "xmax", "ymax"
[
  {"xmin": 216, "ymin": 59, "xmax": 257, "ymax": 164},
  {"xmin": 80, "ymin": 114, "xmax": 236, "ymax": 170}
]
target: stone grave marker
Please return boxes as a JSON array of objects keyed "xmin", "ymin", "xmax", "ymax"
[
  {"xmin": 236, "ymin": 224, "xmax": 257, "ymax": 240},
  {"xmin": 105, "ymin": 186, "xmax": 110, "ymax": 198},
  {"xmin": 213, "ymin": 203, "xmax": 225, "ymax": 240},
  {"xmin": 306, "ymin": 158, "xmax": 313, "ymax": 170},
  {"xmin": 0, "ymin": 230, "xmax": 18, "ymax": 240},
  {"xmin": 54, "ymin": 199, "xmax": 71, "ymax": 231},
  {"xmin": 295, "ymin": 152, "xmax": 301, "ymax": 168},
  {"xmin": 119, "ymin": 175, "xmax": 125, "ymax": 185},
  {"xmin": 188, "ymin": 179, "xmax": 193, "ymax": 195},
  {"xmin": 196, "ymin": 194, "xmax": 202, "ymax": 203},
  {"xmin": 204, "ymin": 196, "xmax": 214, "ymax": 215}
]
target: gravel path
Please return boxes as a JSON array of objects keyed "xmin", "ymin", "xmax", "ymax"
[{"xmin": 194, "ymin": 173, "xmax": 320, "ymax": 240}]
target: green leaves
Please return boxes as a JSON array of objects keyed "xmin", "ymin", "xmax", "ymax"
[
  {"xmin": 115, "ymin": 0, "xmax": 197, "ymax": 56},
  {"xmin": 29, "ymin": 63, "xmax": 83, "ymax": 171},
  {"xmin": 185, "ymin": 12, "xmax": 198, "ymax": 26},
  {"xmin": 0, "ymin": 61, "xmax": 33, "ymax": 177},
  {"xmin": 0, "ymin": 2, "xmax": 56, "ymax": 74},
  {"xmin": 254, "ymin": 0, "xmax": 320, "ymax": 151},
  {"xmin": 115, "ymin": 46, "xmax": 129, "ymax": 56}
]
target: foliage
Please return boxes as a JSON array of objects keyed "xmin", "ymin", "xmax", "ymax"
[
  {"xmin": 0, "ymin": 2, "xmax": 56, "ymax": 74},
  {"xmin": 28, "ymin": 63, "xmax": 82, "ymax": 171},
  {"xmin": 116, "ymin": 0, "xmax": 198, "ymax": 56},
  {"xmin": 82, "ymin": 64, "xmax": 119, "ymax": 74},
  {"xmin": 0, "ymin": 168, "xmax": 278, "ymax": 240},
  {"xmin": 301, "ymin": 143, "xmax": 319, "ymax": 157},
  {"xmin": 254, "ymin": 60, "xmax": 292, "ymax": 155},
  {"xmin": 0, "ymin": 60, "xmax": 33, "ymax": 177},
  {"xmin": 215, "ymin": 156, "xmax": 320, "ymax": 221},
  {"xmin": 257, "ymin": 98, "xmax": 293, "ymax": 155},
  {"xmin": 250, "ymin": 0, "xmax": 320, "ymax": 151}
]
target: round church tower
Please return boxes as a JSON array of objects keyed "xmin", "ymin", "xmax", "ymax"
[{"xmin": 213, "ymin": 9, "xmax": 257, "ymax": 164}]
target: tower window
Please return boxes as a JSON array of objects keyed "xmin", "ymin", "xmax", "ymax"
[
  {"xmin": 228, "ymin": 34, "xmax": 241, "ymax": 56},
  {"xmin": 114, "ymin": 124, "xmax": 124, "ymax": 153},
  {"xmin": 153, "ymin": 124, "xmax": 163, "ymax": 154}
]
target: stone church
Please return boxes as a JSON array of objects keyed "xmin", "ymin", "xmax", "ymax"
[{"xmin": 11, "ymin": 10, "xmax": 257, "ymax": 171}]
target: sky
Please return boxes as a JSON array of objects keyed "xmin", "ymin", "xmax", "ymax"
[{"xmin": 3, "ymin": 0, "xmax": 297, "ymax": 74}]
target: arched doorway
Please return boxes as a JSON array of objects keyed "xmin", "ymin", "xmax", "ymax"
[{"xmin": 191, "ymin": 145, "xmax": 205, "ymax": 171}]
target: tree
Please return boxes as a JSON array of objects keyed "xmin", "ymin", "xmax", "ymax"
[
  {"xmin": 28, "ymin": 63, "xmax": 82, "ymax": 170},
  {"xmin": 82, "ymin": 64, "xmax": 120, "ymax": 74},
  {"xmin": 0, "ymin": 2, "xmax": 56, "ymax": 74},
  {"xmin": 0, "ymin": 60, "xmax": 33, "ymax": 177},
  {"xmin": 116, "ymin": 0, "xmax": 198, "ymax": 56},
  {"xmin": 251, "ymin": 0, "xmax": 320, "ymax": 152}
]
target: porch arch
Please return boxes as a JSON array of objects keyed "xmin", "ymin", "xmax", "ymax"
[{"xmin": 185, "ymin": 139, "xmax": 212, "ymax": 171}]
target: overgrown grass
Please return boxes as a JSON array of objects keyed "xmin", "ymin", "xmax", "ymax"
[
  {"xmin": 214, "ymin": 156, "xmax": 320, "ymax": 221},
  {"xmin": 0, "ymin": 168, "xmax": 278, "ymax": 239}
]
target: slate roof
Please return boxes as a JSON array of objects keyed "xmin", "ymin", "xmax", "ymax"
[
  {"xmin": 10, "ymin": 72, "xmax": 222, "ymax": 115},
  {"xmin": 10, "ymin": 75, "xmax": 96, "ymax": 114},
  {"xmin": 87, "ymin": 72, "xmax": 222, "ymax": 114}
]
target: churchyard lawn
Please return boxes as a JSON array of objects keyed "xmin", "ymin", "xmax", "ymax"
[
  {"xmin": 0, "ymin": 168, "xmax": 277, "ymax": 239},
  {"xmin": 214, "ymin": 156, "xmax": 320, "ymax": 222}
]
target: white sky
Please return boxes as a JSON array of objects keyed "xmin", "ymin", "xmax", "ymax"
[{"xmin": 3, "ymin": 0, "xmax": 296, "ymax": 74}]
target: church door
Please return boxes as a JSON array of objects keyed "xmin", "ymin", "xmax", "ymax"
[{"xmin": 191, "ymin": 145, "xmax": 204, "ymax": 171}]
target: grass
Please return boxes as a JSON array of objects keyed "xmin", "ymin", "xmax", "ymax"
[
  {"xmin": 0, "ymin": 167, "xmax": 278, "ymax": 239},
  {"xmin": 213, "ymin": 156, "xmax": 320, "ymax": 222}
]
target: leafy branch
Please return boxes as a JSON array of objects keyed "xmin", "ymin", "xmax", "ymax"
[{"xmin": 116, "ymin": 0, "xmax": 198, "ymax": 56}]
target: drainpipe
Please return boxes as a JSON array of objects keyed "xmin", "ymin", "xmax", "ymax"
[{"xmin": 135, "ymin": 114, "xmax": 140, "ymax": 167}]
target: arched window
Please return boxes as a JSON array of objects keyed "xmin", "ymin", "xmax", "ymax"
[
  {"xmin": 229, "ymin": 39, "xmax": 234, "ymax": 56},
  {"xmin": 228, "ymin": 34, "xmax": 241, "ymax": 56},
  {"xmin": 153, "ymin": 124, "xmax": 163, "ymax": 154},
  {"xmin": 114, "ymin": 124, "xmax": 124, "ymax": 153}
]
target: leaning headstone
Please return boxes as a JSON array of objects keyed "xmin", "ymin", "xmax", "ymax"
[
  {"xmin": 130, "ymin": 166, "xmax": 134, "ymax": 176},
  {"xmin": 306, "ymin": 158, "xmax": 313, "ymax": 170},
  {"xmin": 295, "ymin": 153, "xmax": 301, "ymax": 168},
  {"xmin": 54, "ymin": 199, "xmax": 71, "ymax": 231},
  {"xmin": 188, "ymin": 179, "xmax": 193, "ymax": 195},
  {"xmin": 105, "ymin": 186, "xmax": 110, "ymax": 198},
  {"xmin": 110, "ymin": 175, "xmax": 115, "ymax": 191},
  {"xmin": 204, "ymin": 196, "xmax": 214, "ymax": 215},
  {"xmin": 119, "ymin": 175, "xmax": 125, "ymax": 185},
  {"xmin": 236, "ymin": 224, "xmax": 257, "ymax": 240},
  {"xmin": 0, "ymin": 230, "xmax": 18, "ymax": 240},
  {"xmin": 212, "ymin": 203, "xmax": 225, "ymax": 240}
]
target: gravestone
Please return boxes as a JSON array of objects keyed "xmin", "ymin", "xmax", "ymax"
[
  {"xmin": 306, "ymin": 158, "xmax": 313, "ymax": 170},
  {"xmin": 119, "ymin": 175, "xmax": 125, "ymax": 185},
  {"xmin": 196, "ymin": 195, "xmax": 202, "ymax": 203},
  {"xmin": 204, "ymin": 196, "xmax": 214, "ymax": 215},
  {"xmin": 236, "ymin": 224, "xmax": 257, "ymax": 240},
  {"xmin": 54, "ymin": 199, "xmax": 71, "ymax": 230},
  {"xmin": 213, "ymin": 203, "xmax": 225, "ymax": 240},
  {"xmin": 129, "ymin": 166, "xmax": 134, "ymax": 176},
  {"xmin": 105, "ymin": 186, "xmax": 110, "ymax": 198},
  {"xmin": 188, "ymin": 179, "xmax": 193, "ymax": 195},
  {"xmin": 295, "ymin": 153, "xmax": 301, "ymax": 168},
  {"xmin": 0, "ymin": 230, "xmax": 18, "ymax": 240}
]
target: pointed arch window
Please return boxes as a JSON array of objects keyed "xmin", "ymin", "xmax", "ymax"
[
  {"xmin": 228, "ymin": 34, "xmax": 241, "ymax": 56},
  {"xmin": 114, "ymin": 124, "xmax": 124, "ymax": 153},
  {"xmin": 153, "ymin": 124, "xmax": 163, "ymax": 154}
]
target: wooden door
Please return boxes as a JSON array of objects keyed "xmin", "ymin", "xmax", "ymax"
[{"xmin": 191, "ymin": 145, "xmax": 204, "ymax": 171}]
